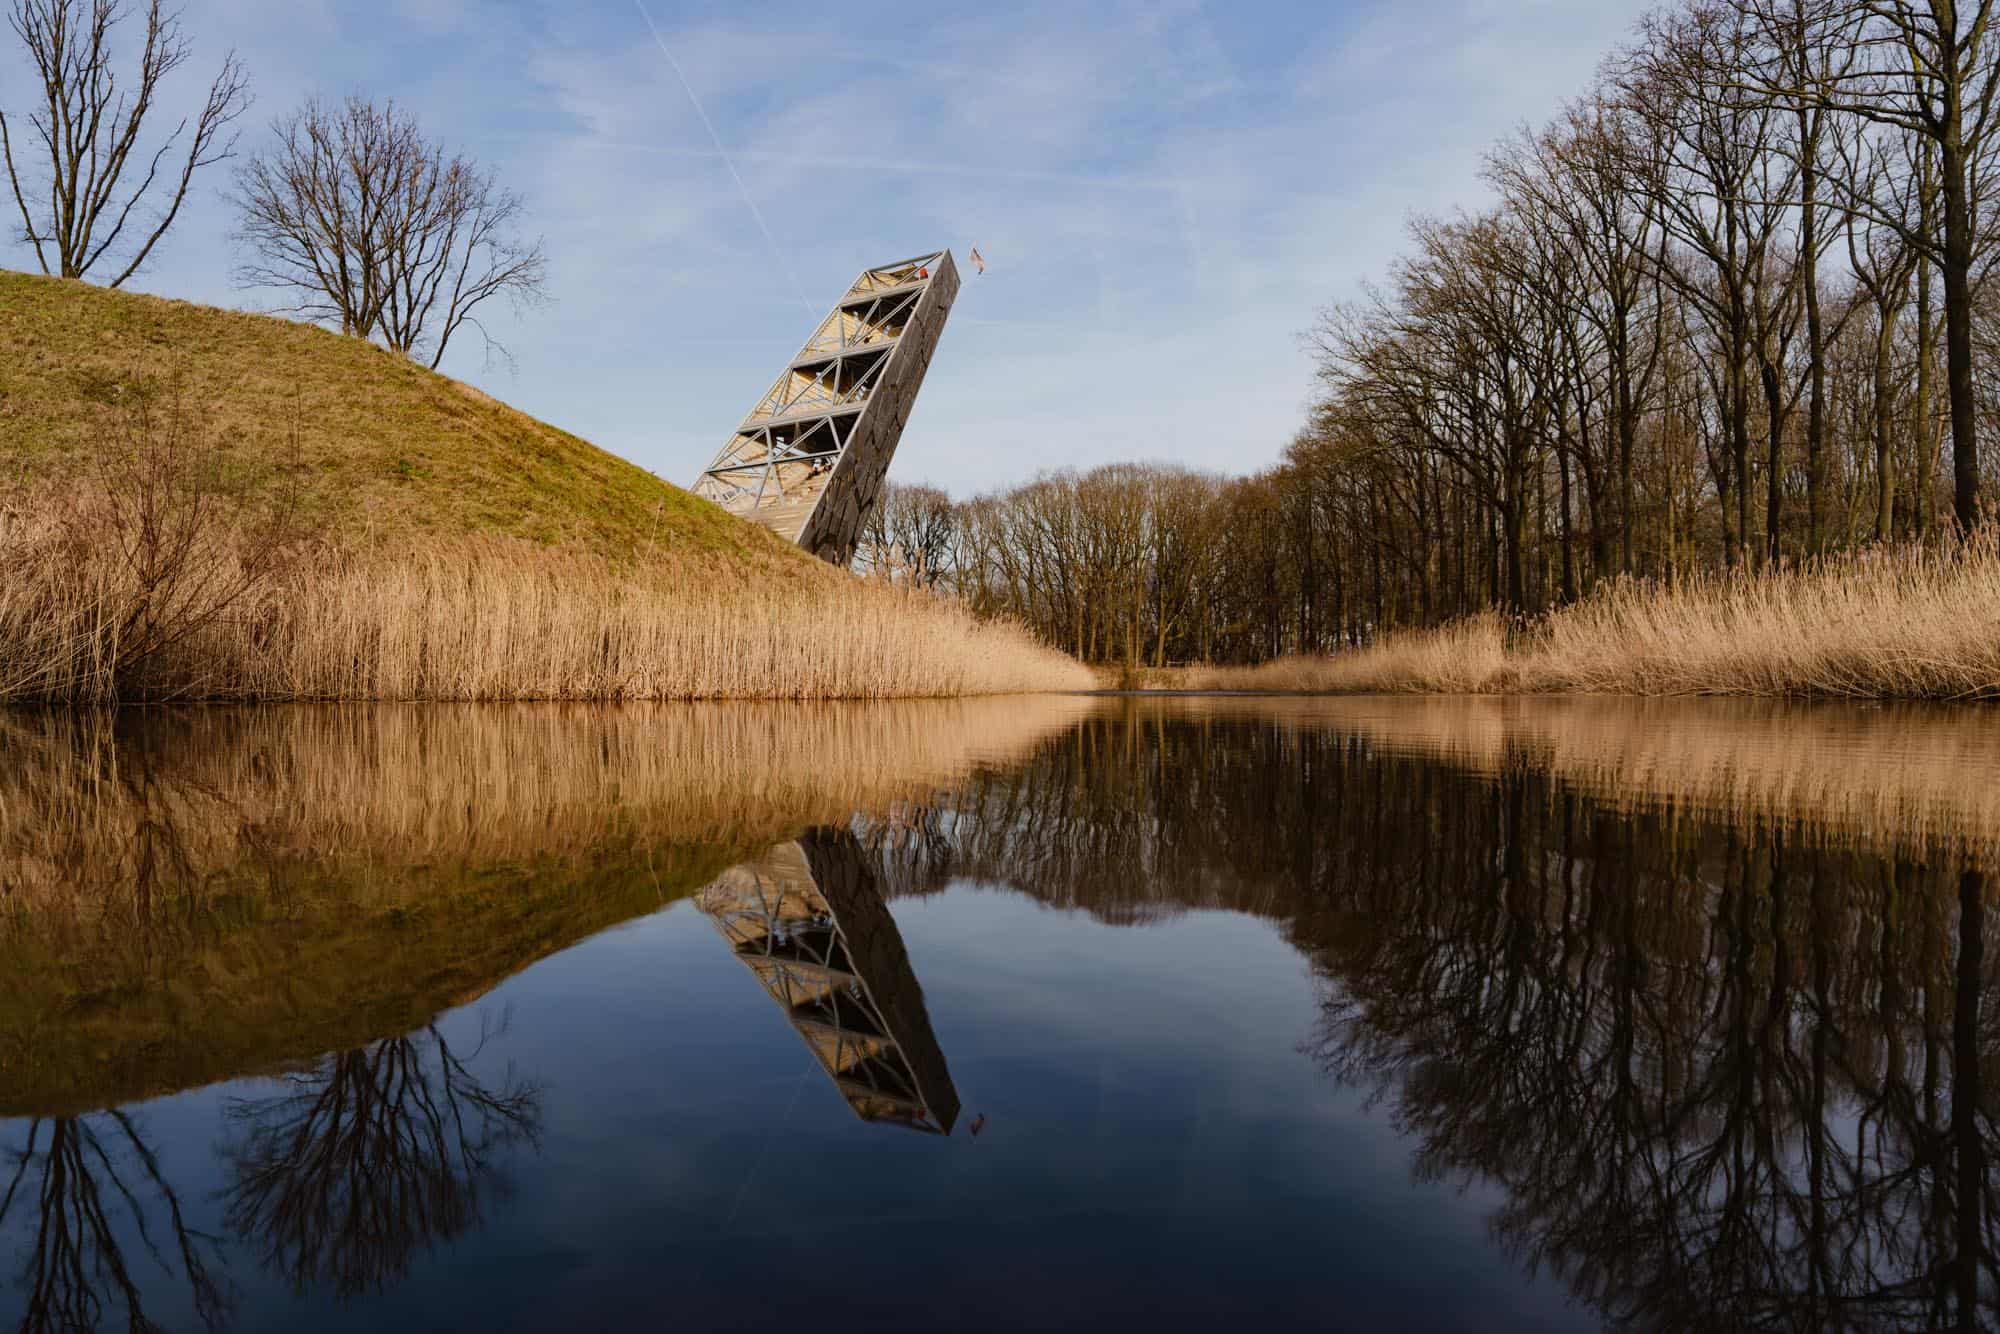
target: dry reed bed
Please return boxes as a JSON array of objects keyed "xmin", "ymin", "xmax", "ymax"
[
  {"xmin": 1165, "ymin": 616, "xmax": 1512, "ymax": 694},
  {"xmin": 0, "ymin": 502, "xmax": 1095, "ymax": 702},
  {"xmin": 1127, "ymin": 693, "xmax": 2000, "ymax": 865},
  {"xmin": 1176, "ymin": 535, "xmax": 2000, "ymax": 699}
]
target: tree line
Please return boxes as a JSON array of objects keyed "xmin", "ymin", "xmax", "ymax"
[{"xmin": 867, "ymin": 1, "xmax": 2000, "ymax": 664}]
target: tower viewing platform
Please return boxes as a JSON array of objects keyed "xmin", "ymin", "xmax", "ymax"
[{"xmin": 690, "ymin": 251, "xmax": 960, "ymax": 565}]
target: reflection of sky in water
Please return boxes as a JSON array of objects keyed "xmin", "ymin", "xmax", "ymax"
[
  {"xmin": 382, "ymin": 890, "xmax": 1580, "ymax": 1330},
  {"xmin": 1, "ymin": 884, "xmax": 1586, "ymax": 1332}
]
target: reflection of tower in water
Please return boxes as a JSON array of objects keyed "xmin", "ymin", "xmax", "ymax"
[{"xmin": 695, "ymin": 830, "xmax": 961, "ymax": 1135}]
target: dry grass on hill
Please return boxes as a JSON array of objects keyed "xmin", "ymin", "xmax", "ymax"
[
  {"xmin": 1156, "ymin": 536, "xmax": 2000, "ymax": 701},
  {"xmin": 0, "ymin": 502, "xmax": 1092, "ymax": 702}
]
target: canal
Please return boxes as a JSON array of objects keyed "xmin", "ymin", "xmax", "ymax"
[{"xmin": 2, "ymin": 696, "xmax": 1996, "ymax": 1330}]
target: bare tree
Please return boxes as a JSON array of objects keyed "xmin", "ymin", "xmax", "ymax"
[
  {"xmin": 231, "ymin": 96, "xmax": 547, "ymax": 369},
  {"xmin": 0, "ymin": 0, "xmax": 248, "ymax": 285},
  {"xmin": 1489, "ymin": 95, "xmax": 1668, "ymax": 580},
  {"xmin": 1619, "ymin": 3, "xmax": 1803, "ymax": 566},
  {"xmin": 1841, "ymin": 127, "xmax": 1925, "ymax": 538},
  {"xmin": 837, "ymin": 1, "xmax": 2000, "ymax": 666},
  {"xmin": 1730, "ymin": 0, "xmax": 2000, "ymax": 531},
  {"xmin": 858, "ymin": 483, "xmax": 958, "ymax": 585}
]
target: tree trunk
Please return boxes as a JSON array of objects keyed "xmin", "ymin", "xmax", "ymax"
[
  {"xmin": 1874, "ymin": 306, "xmax": 1897, "ymax": 542},
  {"xmin": 1941, "ymin": 128, "xmax": 1982, "ymax": 532},
  {"xmin": 1801, "ymin": 122, "xmax": 1826, "ymax": 553},
  {"xmin": 1916, "ymin": 193, "xmax": 1938, "ymax": 537},
  {"xmin": 1504, "ymin": 478, "xmax": 1528, "ymax": 613},
  {"xmin": 1761, "ymin": 357, "xmax": 1785, "ymax": 565},
  {"xmin": 1557, "ymin": 427, "xmax": 1577, "ymax": 603},
  {"xmin": 1729, "ymin": 312, "xmax": 1752, "ymax": 568}
]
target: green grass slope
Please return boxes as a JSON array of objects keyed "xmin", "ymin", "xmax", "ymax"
[{"xmin": 0, "ymin": 269, "xmax": 807, "ymax": 567}]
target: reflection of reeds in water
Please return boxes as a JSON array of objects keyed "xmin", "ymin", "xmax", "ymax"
[
  {"xmin": 0, "ymin": 697, "xmax": 1091, "ymax": 1113},
  {"xmin": 0, "ymin": 697, "xmax": 1095, "ymax": 915},
  {"xmin": 1107, "ymin": 694, "xmax": 2000, "ymax": 863}
]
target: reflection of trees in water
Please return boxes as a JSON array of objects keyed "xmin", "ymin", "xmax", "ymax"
[
  {"xmin": 0, "ymin": 1019, "xmax": 542, "ymax": 1331},
  {"xmin": 862, "ymin": 709, "xmax": 2000, "ymax": 1330},
  {"xmin": 4, "ymin": 714, "xmax": 553, "ymax": 1323},
  {"xmin": 0, "ymin": 1112, "xmax": 229, "ymax": 1333},
  {"xmin": 220, "ymin": 1019, "xmax": 542, "ymax": 1302},
  {"xmin": 864, "ymin": 712, "xmax": 1325, "ymax": 924},
  {"xmin": 1309, "ymin": 792, "xmax": 1999, "ymax": 1331}
]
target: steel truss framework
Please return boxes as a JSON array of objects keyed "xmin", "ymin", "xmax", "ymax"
[
  {"xmin": 691, "ymin": 251, "xmax": 959, "ymax": 564},
  {"xmin": 694, "ymin": 832, "xmax": 961, "ymax": 1134}
]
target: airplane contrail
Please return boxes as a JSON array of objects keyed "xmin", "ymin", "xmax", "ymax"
[{"xmin": 633, "ymin": 0, "xmax": 815, "ymax": 320}]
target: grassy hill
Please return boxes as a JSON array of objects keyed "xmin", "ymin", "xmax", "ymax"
[
  {"xmin": 0, "ymin": 272, "xmax": 1093, "ymax": 702},
  {"xmin": 0, "ymin": 267, "xmax": 805, "ymax": 569}
]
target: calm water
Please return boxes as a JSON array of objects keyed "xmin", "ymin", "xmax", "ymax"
[{"xmin": 3, "ymin": 696, "xmax": 2000, "ymax": 1332}]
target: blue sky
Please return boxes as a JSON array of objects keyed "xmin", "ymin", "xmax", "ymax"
[{"xmin": 2, "ymin": 0, "xmax": 1653, "ymax": 496}]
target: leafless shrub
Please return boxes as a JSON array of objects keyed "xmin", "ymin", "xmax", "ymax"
[
  {"xmin": 84, "ymin": 388, "xmax": 307, "ymax": 692},
  {"xmin": 0, "ymin": 384, "xmax": 310, "ymax": 702}
]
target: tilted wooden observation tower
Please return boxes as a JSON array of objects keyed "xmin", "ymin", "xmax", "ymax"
[{"xmin": 690, "ymin": 251, "xmax": 960, "ymax": 565}]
